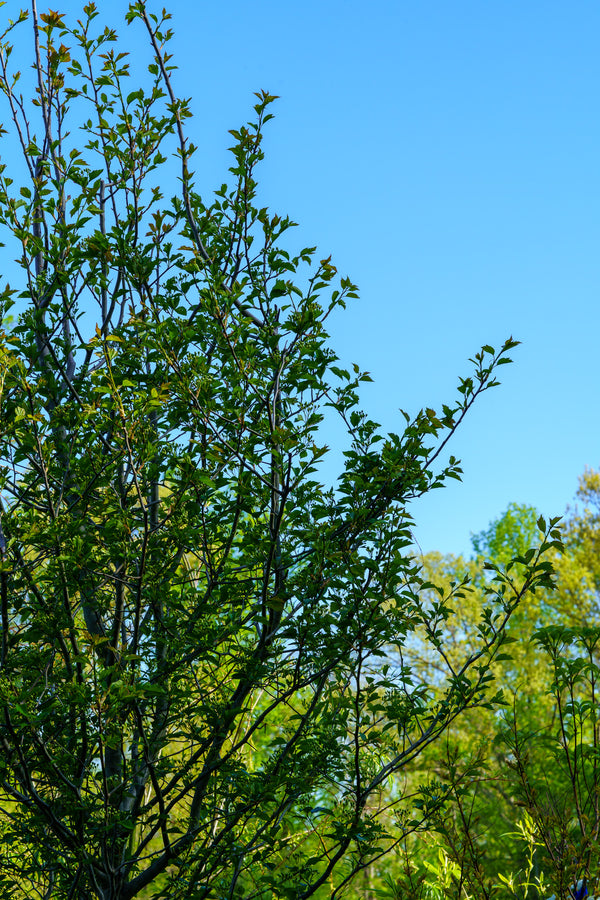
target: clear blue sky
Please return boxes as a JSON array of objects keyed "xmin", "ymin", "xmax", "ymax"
[{"xmin": 5, "ymin": 1, "xmax": 600, "ymax": 557}]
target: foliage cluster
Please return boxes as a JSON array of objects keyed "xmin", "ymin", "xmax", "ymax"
[{"xmin": 386, "ymin": 474, "xmax": 600, "ymax": 900}]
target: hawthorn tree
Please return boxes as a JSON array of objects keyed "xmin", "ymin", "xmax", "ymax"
[{"xmin": 0, "ymin": 3, "xmax": 561, "ymax": 898}]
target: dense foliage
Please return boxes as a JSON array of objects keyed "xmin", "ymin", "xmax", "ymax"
[
  {"xmin": 0, "ymin": 3, "xmax": 560, "ymax": 899},
  {"xmin": 383, "ymin": 479, "xmax": 600, "ymax": 900}
]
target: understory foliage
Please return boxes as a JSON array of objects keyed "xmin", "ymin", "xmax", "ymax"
[
  {"xmin": 0, "ymin": 3, "xmax": 559, "ymax": 899},
  {"xmin": 387, "ymin": 483, "xmax": 600, "ymax": 900}
]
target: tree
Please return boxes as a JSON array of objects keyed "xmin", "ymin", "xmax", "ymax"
[
  {"xmin": 389, "ymin": 490, "xmax": 600, "ymax": 900},
  {"xmin": 493, "ymin": 472, "xmax": 600, "ymax": 899},
  {"xmin": 0, "ymin": 3, "xmax": 558, "ymax": 898},
  {"xmin": 553, "ymin": 467, "xmax": 600, "ymax": 628},
  {"xmin": 494, "ymin": 623, "xmax": 600, "ymax": 900},
  {"xmin": 367, "ymin": 504, "xmax": 559, "ymax": 900}
]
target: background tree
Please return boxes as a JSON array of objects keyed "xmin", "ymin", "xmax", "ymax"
[
  {"xmin": 350, "ymin": 504, "xmax": 556, "ymax": 899},
  {"xmin": 383, "ymin": 479, "xmax": 600, "ymax": 900},
  {"xmin": 0, "ymin": 3, "xmax": 558, "ymax": 898},
  {"xmin": 553, "ymin": 467, "xmax": 600, "ymax": 627},
  {"xmin": 493, "ymin": 472, "xmax": 600, "ymax": 899}
]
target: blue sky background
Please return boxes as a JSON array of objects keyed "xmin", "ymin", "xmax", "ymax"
[{"xmin": 4, "ymin": 1, "xmax": 600, "ymax": 557}]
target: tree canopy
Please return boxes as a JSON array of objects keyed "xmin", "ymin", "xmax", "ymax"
[
  {"xmin": 0, "ymin": 4, "xmax": 559, "ymax": 899},
  {"xmin": 384, "ymin": 489, "xmax": 600, "ymax": 900}
]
